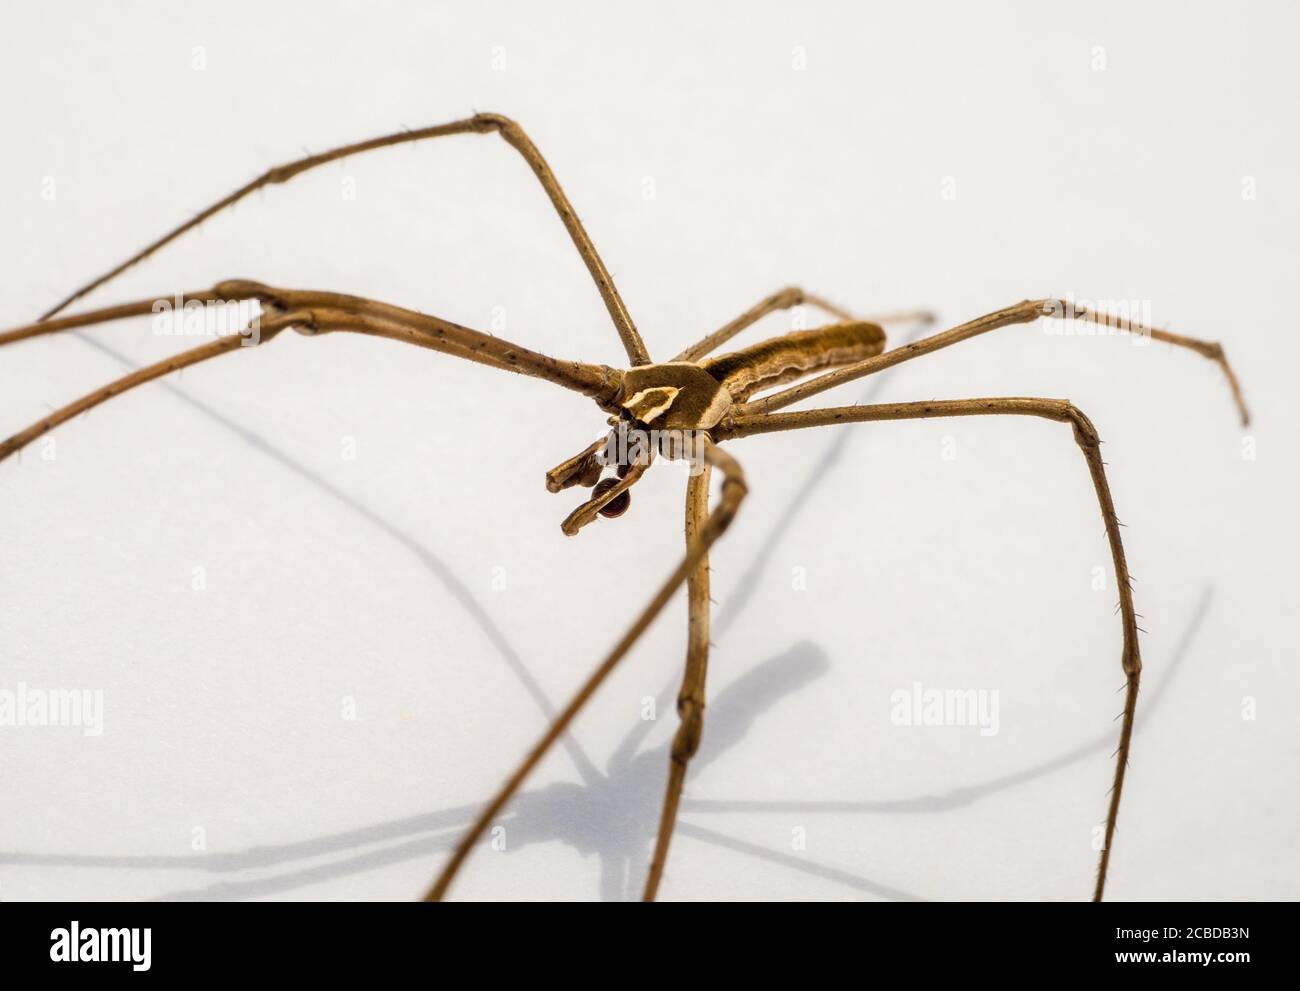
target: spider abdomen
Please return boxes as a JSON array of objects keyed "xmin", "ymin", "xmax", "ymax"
[{"xmin": 701, "ymin": 320, "xmax": 886, "ymax": 402}]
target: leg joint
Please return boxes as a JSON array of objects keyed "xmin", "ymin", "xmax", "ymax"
[
  {"xmin": 1124, "ymin": 647, "xmax": 1143, "ymax": 679},
  {"xmin": 1058, "ymin": 402, "xmax": 1101, "ymax": 448},
  {"xmin": 671, "ymin": 699, "xmax": 705, "ymax": 763},
  {"xmin": 213, "ymin": 279, "xmax": 277, "ymax": 305},
  {"xmin": 777, "ymin": 286, "xmax": 806, "ymax": 308},
  {"xmin": 471, "ymin": 112, "xmax": 515, "ymax": 135}
]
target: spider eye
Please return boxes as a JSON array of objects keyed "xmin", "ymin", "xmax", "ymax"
[{"xmin": 592, "ymin": 477, "xmax": 631, "ymax": 518}]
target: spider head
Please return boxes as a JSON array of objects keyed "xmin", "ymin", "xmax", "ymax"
[
  {"xmin": 544, "ymin": 425, "xmax": 649, "ymax": 535},
  {"xmin": 545, "ymin": 364, "xmax": 729, "ymax": 536}
]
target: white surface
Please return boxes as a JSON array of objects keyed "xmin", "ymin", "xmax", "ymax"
[{"xmin": 0, "ymin": 0, "xmax": 1296, "ymax": 901}]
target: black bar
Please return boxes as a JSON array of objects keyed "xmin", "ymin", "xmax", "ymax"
[{"xmin": 0, "ymin": 902, "xmax": 1285, "ymax": 979}]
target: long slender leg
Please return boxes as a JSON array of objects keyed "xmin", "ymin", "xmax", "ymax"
[
  {"xmin": 2, "ymin": 283, "xmax": 625, "ymax": 406},
  {"xmin": 37, "ymin": 114, "xmax": 650, "ymax": 366},
  {"xmin": 675, "ymin": 285, "xmax": 935, "ymax": 363},
  {"xmin": 741, "ymin": 298, "xmax": 1249, "ymax": 426},
  {"xmin": 718, "ymin": 398, "xmax": 1138, "ymax": 901},
  {"xmin": 0, "ymin": 290, "xmax": 223, "ymax": 348},
  {"xmin": 0, "ymin": 299, "xmax": 625, "ymax": 465},
  {"xmin": 225, "ymin": 283, "xmax": 624, "ymax": 403},
  {"xmin": 0, "ymin": 312, "xmax": 306, "ymax": 463},
  {"xmin": 424, "ymin": 441, "xmax": 747, "ymax": 901},
  {"xmin": 3, "ymin": 285, "xmax": 515, "ymax": 371},
  {"xmin": 642, "ymin": 462, "xmax": 713, "ymax": 901}
]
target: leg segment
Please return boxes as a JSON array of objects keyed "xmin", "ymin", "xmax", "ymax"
[
  {"xmin": 642, "ymin": 462, "xmax": 713, "ymax": 900},
  {"xmin": 718, "ymin": 398, "xmax": 1140, "ymax": 901},
  {"xmin": 674, "ymin": 285, "xmax": 934, "ymax": 363},
  {"xmin": 741, "ymin": 298, "xmax": 1249, "ymax": 426},
  {"xmin": 4, "ymin": 284, "xmax": 622, "ymax": 403},
  {"xmin": 0, "ymin": 290, "xmax": 224, "ymax": 348},
  {"xmin": 220, "ymin": 282, "xmax": 623, "ymax": 402},
  {"xmin": 38, "ymin": 114, "xmax": 650, "ymax": 366},
  {"xmin": 1, "ymin": 292, "xmax": 626, "ymax": 464},
  {"xmin": 0, "ymin": 311, "xmax": 301, "ymax": 464},
  {"xmin": 424, "ymin": 441, "xmax": 747, "ymax": 901}
]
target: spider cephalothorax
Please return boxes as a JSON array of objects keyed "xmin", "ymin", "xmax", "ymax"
[{"xmin": 547, "ymin": 361, "xmax": 734, "ymax": 531}]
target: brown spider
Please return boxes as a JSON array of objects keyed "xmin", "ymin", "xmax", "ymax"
[{"xmin": 0, "ymin": 113, "xmax": 1248, "ymax": 901}]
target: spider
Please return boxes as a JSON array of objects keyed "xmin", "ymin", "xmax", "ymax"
[{"xmin": 0, "ymin": 113, "xmax": 1248, "ymax": 902}]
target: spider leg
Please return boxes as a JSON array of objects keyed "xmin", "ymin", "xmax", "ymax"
[
  {"xmin": 717, "ymin": 398, "xmax": 1140, "ymax": 901},
  {"xmin": 424, "ymin": 440, "xmax": 747, "ymax": 901},
  {"xmin": 37, "ymin": 114, "xmax": 650, "ymax": 366},
  {"xmin": 0, "ymin": 290, "xmax": 228, "ymax": 348},
  {"xmin": 675, "ymin": 285, "xmax": 935, "ymax": 363},
  {"xmin": 741, "ymin": 298, "xmax": 1250, "ymax": 426},
  {"xmin": 642, "ymin": 462, "xmax": 713, "ymax": 901},
  {"xmin": 0, "ymin": 310, "xmax": 300, "ymax": 463},
  {"xmin": 0, "ymin": 296, "xmax": 625, "ymax": 464},
  {"xmin": 221, "ymin": 282, "xmax": 623, "ymax": 401},
  {"xmin": 3, "ymin": 282, "xmax": 623, "ymax": 387}
]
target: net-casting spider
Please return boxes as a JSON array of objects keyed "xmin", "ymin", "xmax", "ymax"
[{"xmin": 0, "ymin": 113, "xmax": 1248, "ymax": 902}]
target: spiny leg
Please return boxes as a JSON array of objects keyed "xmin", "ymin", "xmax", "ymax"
[
  {"xmin": 0, "ymin": 310, "xmax": 300, "ymax": 464},
  {"xmin": 642, "ymin": 462, "xmax": 713, "ymax": 901},
  {"xmin": 0, "ymin": 335, "xmax": 237, "ymax": 462},
  {"xmin": 1, "ymin": 290, "xmax": 592, "ymax": 441},
  {"xmin": 38, "ymin": 113, "xmax": 650, "ymax": 366},
  {"xmin": 0, "ymin": 291, "xmax": 227, "ymax": 348},
  {"xmin": 217, "ymin": 282, "xmax": 623, "ymax": 402},
  {"xmin": 741, "ymin": 298, "xmax": 1249, "ymax": 426},
  {"xmin": 675, "ymin": 285, "xmax": 935, "ymax": 363},
  {"xmin": 424, "ymin": 441, "xmax": 748, "ymax": 901},
  {"xmin": 1, "ymin": 296, "xmax": 625, "ymax": 464},
  {"xmin": 4, "ymin": 283, "xmax": 555, "ymax": 382},
  {"xmin": 3, "ymin": 282, "xmax": 624, "ymax": 392},
  {"xmin": 718, "ymin": 398, "xmax": 1140, "ymax": 901}
]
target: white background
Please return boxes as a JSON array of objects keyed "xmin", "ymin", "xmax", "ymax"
[{"xmin": 1, "ymin": 1, "xmax": 1296, "ymax": 901}]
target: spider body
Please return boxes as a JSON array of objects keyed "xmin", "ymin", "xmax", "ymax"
[
  {"xmin": 0, "ymin": 113, "xmax": 1248, "ymax": 902},
  {"xmin": 552, "ymin": 319, "xmax": 891, "ymax": 529}
]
